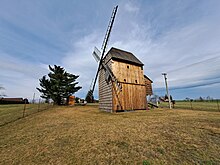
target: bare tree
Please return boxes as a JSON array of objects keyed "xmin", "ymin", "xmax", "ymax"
[{"xmin": 0, "ymin": 85, "xmax": 6, "ymax": 97}]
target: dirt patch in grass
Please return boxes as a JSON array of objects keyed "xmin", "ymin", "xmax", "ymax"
[{"xmin": 0, "ymin": 105, "xmax": 220, "ymax": 164}]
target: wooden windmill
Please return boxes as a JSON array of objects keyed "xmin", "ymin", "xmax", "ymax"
[{"xmin": 86, "ymin": 5, "xmax": 153, "ymax": 112}]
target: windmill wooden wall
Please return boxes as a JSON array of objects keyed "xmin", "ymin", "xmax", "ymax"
[
  {"xmin": 98, "ymin": 56, "xmax": 113, "ymax": 112},
  {"xmin": 112, "ymin": 61, "xmax": 146, "ymax": 111},
  {"xmin": 99, "ymin": 47, "xmax": 152, "ymax": 112}
]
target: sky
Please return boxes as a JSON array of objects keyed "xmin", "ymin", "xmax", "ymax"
[{"xmin": 0, "ymin": 0, "xmax": 220, "ymax": 100}]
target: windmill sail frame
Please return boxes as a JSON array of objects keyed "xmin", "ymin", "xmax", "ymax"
[{"xmin": 91, "ymin": 5, "xmax": 118, "ymax": 94}]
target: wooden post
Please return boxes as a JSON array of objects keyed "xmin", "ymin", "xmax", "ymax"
[
  {"xmin": 162, "ymin": 73, "xmax": 172, "ymax": 109},
  {"xmin": 217, "ymin": 99, "xmax": 220, "ymax": 112},
  {"xmin": 23, "ymin": 99, "xmax": 27, "ymax": 117},
  {"xmin": 38, "ymin": 99, "xmax": 41, "ymax": 112},
  {"xmin": 32, "ymin": 93, "xmax": 35, "ymax": 104}
]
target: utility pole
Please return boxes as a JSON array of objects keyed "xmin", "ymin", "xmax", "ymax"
[
  {"xmin": 32, "ymin": 93, "xmax": 35, "ymax": 104},
  {"xmin": 162, "ymin": 73, "xmax": 172, "ymax": 109}
]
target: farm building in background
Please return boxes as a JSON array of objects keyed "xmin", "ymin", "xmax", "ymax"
[
  {"xmin": 0, "ymin": 98, "xmax": 29, "ymax": 104},
  {"xmin": 99, "ymin": 47, "xmax": 153, "ymax": 112}
]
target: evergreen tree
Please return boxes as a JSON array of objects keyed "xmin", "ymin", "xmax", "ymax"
[{"xmin": 37, "ymin": 65, "xmax": 82, "ymax": 105}]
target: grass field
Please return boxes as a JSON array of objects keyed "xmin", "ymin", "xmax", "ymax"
[
  {"xmin": 0, "ymin": 103, "xmax": 53, "ymax": 126},
  {"xmin": 0, "ymin": 104, "xmax": 220, "ymax": 164},
  {"xmin": 159, "ymin": 101, "xmax": 220, "ymax": 112}
]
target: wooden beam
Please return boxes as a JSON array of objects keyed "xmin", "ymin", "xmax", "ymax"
[{"xmin": 118, "ymin": 81, "xmax": 147, "ymax": 86}]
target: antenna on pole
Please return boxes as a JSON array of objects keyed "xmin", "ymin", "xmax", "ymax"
[{"xmin": 162, "ymin": 73, "xmax": 172, "ymax": 109}]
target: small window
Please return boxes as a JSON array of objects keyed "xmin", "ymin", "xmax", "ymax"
[
  {"xmin": 124, "ymin": 79, "xmax": 126, "ymax": 82},
  {"xmin": 127, "ymin": 66, "xmax": 129, "ymax": 69},
  {"xmin": 135, "ymin": 80, "xmax": 138, "ymax": 83}
]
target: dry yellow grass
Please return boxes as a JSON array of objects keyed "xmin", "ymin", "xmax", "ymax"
[
  {"xmin": 0, "ymin": 104, "xmax": 220, "ymax": 164},
  {"xmin": 0, "ymin": 104, "xmax": 52, "ymax": 126}
]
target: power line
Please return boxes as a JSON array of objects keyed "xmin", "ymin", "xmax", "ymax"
[
  {"xmin": 154, "ymin": 80, "xmax": 220, "ymax": 92},
  {"xmin": 168, "ymin": 55, "xmax": 220, "ymax": 74}
]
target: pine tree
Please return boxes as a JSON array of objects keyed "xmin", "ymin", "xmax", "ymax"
[{"xmin": 37, "ymin": 65, "xmax": 82, "ymax": 105}]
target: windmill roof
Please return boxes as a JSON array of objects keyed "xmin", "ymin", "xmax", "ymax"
[{"xmin": 106, "ymin": 47, "xmax": 144, "ymax": 66}]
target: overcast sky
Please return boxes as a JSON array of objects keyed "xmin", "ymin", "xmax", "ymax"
[{"xmin": 0, "ymin": 0, "xmax": 220, "ymax": 100}]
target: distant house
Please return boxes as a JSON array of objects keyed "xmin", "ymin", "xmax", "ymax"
[
  {"xmin": 99, "ymin": 47, "xmax": 153, "ymax": 112},
  {"xmin": 0, "ymin": 98, "xmax": 29, "ymax": 104}
]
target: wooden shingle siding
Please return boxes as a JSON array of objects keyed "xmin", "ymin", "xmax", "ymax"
[{"xmin": 99, "ymin": 60, "xmax": 113, "ymax": 112}]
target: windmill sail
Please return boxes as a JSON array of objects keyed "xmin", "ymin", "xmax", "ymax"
[
  {"xmin": 86, "ymin": 5, "xmax": 119, "ymax": 103},
  {"xmin": 92, "ymin": 47, "xmax": 101, "ymax": 62},
  {"xmin": 91, "ymin": 5, "xmax": 118, "ymax": 93}
]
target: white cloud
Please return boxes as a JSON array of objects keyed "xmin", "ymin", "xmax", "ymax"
[
  {"xmin": 113, "ymin": 2, "xmax": 220, "ymax": 93},
  {"xmin": 147, "ymin": 19, "xmax": 220, "ymax": 88},
  {"xmin": 0, "ymin": 52, "xmax": 48, "ymax": 78},
  {"xmin": 0, "ymin": 52, "xmax": 48, "ymax": 99},
  {"xmin": 60, "ymin": 0, "xmax": 220, "ymax": 99},
  {"xmin": 61, "ymin": 31, "xmax": 104, "ymax": 98},
  {"xmin": 124, "ymin": 2, "xmax": 139, "ymax": 13}
]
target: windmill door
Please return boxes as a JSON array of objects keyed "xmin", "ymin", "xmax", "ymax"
[
  {"xmin": 121, "ymin": 84, "xmax": 146, "ymax": 110},
  {"xmin": 112, "ymin": 83, "xmax": 146, "ymax": 111}
]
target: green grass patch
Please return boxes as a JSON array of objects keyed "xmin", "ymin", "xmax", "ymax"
[{"xmin": 159, "ymin": 101, "xmax": 220, "ymax": 112}]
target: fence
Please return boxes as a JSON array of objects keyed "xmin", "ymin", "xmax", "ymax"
[
  {"xmin": 0, "ymin": 102, "xmax": 54, "ymax": 127},
  {"xmin": 158, "ymin": 100, "xmax": 220, "ymax": 112}
]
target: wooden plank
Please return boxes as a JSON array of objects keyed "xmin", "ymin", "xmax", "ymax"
[
  {"xmin": 118, "ymin": 81, "xmax": 147, "ymax": 86},
  {"xmin": 110, "ymin": 60, "xmax": 147, "ymax": 111},
  {"xmin": 128, "ymin": 84, "xmax": 131, "ymax": 110}
]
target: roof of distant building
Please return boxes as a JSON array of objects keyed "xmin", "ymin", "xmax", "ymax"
[{"xmin": 0, "ymin": 98, "xmax": 23, "ymax": 102}]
